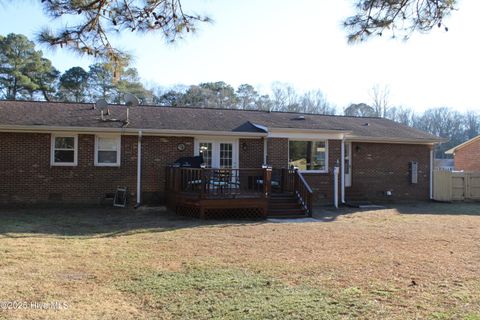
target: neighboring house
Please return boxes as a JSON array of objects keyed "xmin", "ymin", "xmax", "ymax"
[
  {"xmin": 445, "ymin": 135, "xmax": 480, "ymax": 171},
  {"xmin": 0, "ymin": 101, "xmax": 444, "ymax": 218}
]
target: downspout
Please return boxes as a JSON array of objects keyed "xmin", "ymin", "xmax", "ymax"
[
  {"xmin": 429, "ymin": 148, "xmax": 434, "ymax": 200},
  {"xmin": 340, "ymin": 138, "xmax": 345, "ymax": 204},
  {"xmin": 263, "ymin": 137, "xmax": 268, "ymax": 165},
  {"xmin": 333, "ymin": 164, "xmax": 339, "ymax": 209},
  {"xmin": 135, "ymin": 130, "xmax": 142, "ymax": 208}
]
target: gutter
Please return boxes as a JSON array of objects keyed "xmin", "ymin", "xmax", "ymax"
[
  {"xmin": 346, "ymin": 135, "xmax": 447, "ymax": 145},
  {"xmin": 249, "ymin": 122, "xmax": 352, "ymax": 135}
]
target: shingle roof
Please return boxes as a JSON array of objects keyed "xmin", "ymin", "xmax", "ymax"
[{"xmin": 0, "ymin": 100, "xmax": 443, "ymax": 142}]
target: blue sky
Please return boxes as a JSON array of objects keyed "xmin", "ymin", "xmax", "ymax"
[{"xmin": 0, "ymin": 0, "xmax": 479, "ymax": 112}]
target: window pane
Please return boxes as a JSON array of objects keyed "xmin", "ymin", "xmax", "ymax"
[
  {"xmin": 55, "ymin": 137, "xmax": 74, "ymax": 149},
  {"xmin": 289, "ymin": 141, "xmax": 309, "ymax": 170},
  {"xmin": 98, "ymin": 137, "xmax": 118, "ymax": 151},
  {"xmin": 220, "ymin": 143, "xmax": 233, "ymax": 169},
  {"xmin": 199, "ymin": 143, "xmax": 212, "ymax": 168},
  {"xmin": 312, "ymin": 141, "xmax": 326, "ymax": 171},
  {"xmin": 54, "ymin": 150, "xmax": 74, "ymax": 163},
  {"xmin": 289, "ymin": 140, "xmax": 326, "ymax": 171},
  {"xmin": 98, "ymin": 151, "xmax": 118, "ymax": 164}
]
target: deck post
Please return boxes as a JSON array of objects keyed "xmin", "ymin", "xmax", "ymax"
[
  {"xmin": 263, "ymin": 167, "xmax": 272, "ymax": 199},
  {"xmin": 174, "ymin": 167, "xmax": 181, "ymax": 192},
  {"xmin": 288, "ymin": 168, "xmax": 300, "ymax": 196},
  {"xmin": 263, "ymin": 167, "xmax": 272, "ymax": 219},
  {"xmin": 200, "ymin": 168, "xmax": 205, "ymax": 199}
]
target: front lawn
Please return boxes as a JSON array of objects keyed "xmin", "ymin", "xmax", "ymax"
[{"xmin": 0, "ymin": 203, "xmax": 479, "ymax": 319}]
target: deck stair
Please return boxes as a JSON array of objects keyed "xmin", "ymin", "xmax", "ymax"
[{"xmin": 267, "ymin": 193, "xmax": 308, "ymax": 218}]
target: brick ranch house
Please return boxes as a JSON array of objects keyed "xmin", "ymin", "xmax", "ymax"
[
  {"xmin": 0, "ymin": 101, "xmax": 444, "ymax": 218},
  {"xmin": 445, "ymin": 135, "xmax": 480, "ymax": 171}
]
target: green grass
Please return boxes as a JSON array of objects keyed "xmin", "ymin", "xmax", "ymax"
[{"xmin": 117, "ymin": 265, "xmax": 372, "ymax": 320}]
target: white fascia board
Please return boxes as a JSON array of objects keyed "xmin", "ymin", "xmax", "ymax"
[
  {"xmin": 250, "ymin": 122, "xmax": 350, "ymax": 140},
  {"xmin": 267, "ymin": 128, "xmax": 348, "ymax": 140},
  {"xmin": 346, "ymin": 135, "xmax": 446, "ymax": 145},
  {"xmin": 0, "ymin": 125, "xmax": 267, "ymax": 138}
]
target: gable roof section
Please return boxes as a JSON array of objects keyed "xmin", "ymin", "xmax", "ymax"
[
  {"xmin": 0, "ymin": 100, "xmax": 443, "ymax": 143},
  {"xmin": 445, "ymin": 135, "xmax": 480, "ymax": 154}
]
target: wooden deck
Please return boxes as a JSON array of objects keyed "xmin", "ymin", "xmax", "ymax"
[{"xmin": 165, "ymin": 167, "xmax": 314, "ymax": 219}]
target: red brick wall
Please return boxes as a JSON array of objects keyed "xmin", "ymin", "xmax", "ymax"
[
  {"xmin": 239, "ymin": 138, "xmax": 264, "ymax": 168},
  {"xmin": 0, "ymin": 132, "xmax": 432, "ymax": 205},
  {"xmin": 141, "ymin": 136, "xmax": 194, "ymax": 202},
  {"xmin": 0, "ymin": 132, "xmax": 193, "ymax": 205},
  {"xmin": 348, "ymin": 142, "xmax": 431, "ymax": 201},
  {"xmin": 454, "ymin": 139, "xmax": 480, "ymax": 171},
  {"xmin": 263, "ymin": 138, "xmax": 431, "ymax": 204},
  {"xmin": 266, "ymin": 138, "xmax": 288, "ymax": 169}
]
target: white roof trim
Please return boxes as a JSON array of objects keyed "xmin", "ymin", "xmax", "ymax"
[
  {"xmin": 0, "ymin": 125, "xmax": 267, "ymax": 138},
  {"xmin": 0, "ymin": 124, "xmax": 444, "ymax": 144},
  {"xmin": 250, "ymin": 122, "xmax": 350, "ymax": 139},
  {"xmin": 268, "ymin": 130, "xmax": 345, "ymax": 140},
  {"xmin": 251, "ymin": 122, "xmax": 442, "ymax": 144},
  {"xmin": 346, "ymin": 135, "xmax": 446, "ymax": 145}
]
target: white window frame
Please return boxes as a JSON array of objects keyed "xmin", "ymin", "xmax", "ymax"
[
  {"xmin": 51, "ymin": 134, "xmax": 78, "ymax": 166},
  {"xmin": 288, "ymin": 139, "xmax": 329, "ymax": 173},
  {"xmin": 94, "ymin": 135, "xmax": 121, "ymax": 167}
]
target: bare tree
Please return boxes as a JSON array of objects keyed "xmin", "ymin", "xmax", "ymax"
[
  {"xmin": 300, "ymin": 90, "xmax": 336, "ymax": 115},
  {"xmin": 464, "ymin": 111, "xmax": 480, "ymax": 139},
  {"xmin": 370, "ymin": 84, "xmax": 390, "ymax": 117},
  {"xmin": 413, "ymin": 107, "xmax": 465, "ymax": 158},
  {"xmin": 386, "ymin": 106, "xmax": 414, "ymax": 126},
  {"xmin": 271, "ymin": 82, "xmax": 299, "ymax": 112}
]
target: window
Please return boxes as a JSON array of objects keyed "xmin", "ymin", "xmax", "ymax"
[
  {"xmin": 220, "ymin": 143, "xmax": 233, "ymax": 168},
  {"xmin": 51, "ymin": 134, "xmax": 77, "ymax": 166},
  {"xmin": 95, "ymin": 135, "xmax": 121, "ymax": 166},
  {"xmin": 199, "ymin": 142, "xmax": 213, "ymax": 168},
  {"xmin": 289, "ymin": 140, "xmax": 328, "ymax": 172}
]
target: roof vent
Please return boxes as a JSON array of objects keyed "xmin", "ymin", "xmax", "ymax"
[
  {"xmin": 363, "ymin": 122, "xmax": 370, "ymax": 126},
  {"xmin": 294, "ymin": 115, "xmax": 306, "ymax": 120}
]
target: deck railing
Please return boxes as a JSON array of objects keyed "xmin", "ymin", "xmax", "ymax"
[
  {"xmin": 166, "ymin": 167, "xmax": 271, "ymax": 199},
  {"xmin": 272, "ymin": 168, "xmax": 313, "ymax": 216},
  {"xmin": 166, "ymin": 166, "xmax": 313, "ymax": 216},
  {"xmin": 294, "ymin": 170, "xmax": 314, "ymax": 216}
]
